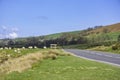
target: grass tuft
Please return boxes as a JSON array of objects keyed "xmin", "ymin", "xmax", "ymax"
[{"xmin": 0, "ymin": 52, "xmax": 43, "ymax": 74}]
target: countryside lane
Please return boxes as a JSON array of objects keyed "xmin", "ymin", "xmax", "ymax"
[{"xmin": 64, "ymin": 49, "xmax": 120, "ymax": 66}]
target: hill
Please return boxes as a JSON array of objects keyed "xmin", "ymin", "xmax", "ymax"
[
  {"xmin": 87, "ymin": 23, "xmax": 120, "ymax": 35},
  {"xmin": 44, "ymin": 23, "xmax": 120, "ymax": 46},
  {"xmin": 45, "ymin": 30, "xmax": 81, "ymax": 40},
  {"xmin": 44, "ymin": 23, "xmax": 120, "ymax": 40},
  {"xmin": 0, "ymin": 22, "xmax": 120, "ymax": 49}
]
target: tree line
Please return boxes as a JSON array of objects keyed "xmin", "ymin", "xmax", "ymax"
[{"xmin": 0, "ymin": 33, "xmax": 119, "ymax": 49}]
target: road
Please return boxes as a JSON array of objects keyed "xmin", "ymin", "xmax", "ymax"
[{"xmin": 64, "ymin": 49, "xmax": 120, "ymax": 66}]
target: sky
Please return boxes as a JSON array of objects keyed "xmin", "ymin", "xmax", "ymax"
[{"xmin": 0, "ymin": 0, "xmax": 120, "ymax": 39}]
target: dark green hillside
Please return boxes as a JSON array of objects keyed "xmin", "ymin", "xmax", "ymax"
[{"xmin": 44, "ymin": 30, "xmax": 81, "ymax": 40}]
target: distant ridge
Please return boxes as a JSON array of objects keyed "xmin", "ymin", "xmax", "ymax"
[
  {"xmin": 88, "ymin": 23, "xmax": 120, "ymax": 34},
  {"xmin": 45, "ymin": 22, "xmax": 120, "ymax": 39}
]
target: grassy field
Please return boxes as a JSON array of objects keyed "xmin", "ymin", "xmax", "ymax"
[{"xmin": 0, "ymin": 49, "xmax": 120, "ymax": 80}]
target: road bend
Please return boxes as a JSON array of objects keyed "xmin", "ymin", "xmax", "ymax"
[{"xmin": 64, "ymin": 49, "xmax": 120, "ymax": 67}]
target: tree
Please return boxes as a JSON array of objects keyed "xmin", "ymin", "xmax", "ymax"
[
  {"xmin": 118, "ymin": 34, "xmax": 120, "ymax": 42},
  {"xmin": 7, "ymin": 39, "xmax": 15, "ymax": 48},
  {"xmin": 26, "ymin": 37, "xmax": 39, "ymax": 48},
  {"xmin": 87, "ymin": 27, "xmax": 93, "ymax": 31},
  {"xmin": 94, "ymin": 26, "xmax": 103, "ymax": 29}
]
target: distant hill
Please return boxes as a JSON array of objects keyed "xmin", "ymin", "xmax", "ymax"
[
  {"xmin": 1, "ymin": 22, "xmax": 119, "ymax": 41},
  {"xmin": 0, "ymin": 22, "xmax": 120, "ymax": 48},
  {"xmin": 1, "ymin": 23, "xmax": 120, "ymax": 41},
  {"xmin": 44, "ymin": 30, "xmax": 81, "ymax": 40},
  {"xmin": 45, "ymin": 23, "xmax": 120, "ymax": 40},
  {"xmin": 87, "ymin": 23, "xmax": 120, "ymax": 35}
]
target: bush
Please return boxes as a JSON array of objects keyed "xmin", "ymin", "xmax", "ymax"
[
  {"xmin": 112, "ymin": 42, "xmax": 120, "ymax": 50},
  {"xmin": 118, "ymin": 35, "xmax": 120, "ymax": 42},
  {"xmin": 52, "ymin": 55, "xmax": 57, "ymax": 60},
  {"xmin": 112, "ymin": 45, "xmax": 118, "ymax": 50}
]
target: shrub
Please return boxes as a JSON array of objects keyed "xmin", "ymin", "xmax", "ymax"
[
  {"xmin": 112, "ymin": 43, "xmax": 120, "ymax": 50},
  {"xmin": 42, "ymin": 51, "xmax": 58, "ymax": 59},
  {"xmin": 118, "ymin": 34, "xmax": 120, "ymax": 42},
  {"xmin": 112, "ymin": 45, "xmax": 118, "ymax": 50},
  {"xmin": 50, "ymin": 54, "xmax": 57, "ymax": 60},
  {"xmin": 112, "ymin": 42, "xmax": 120, "ymax": 50}
]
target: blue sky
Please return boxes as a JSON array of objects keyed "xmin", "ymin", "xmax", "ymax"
[{"xmin": 0, "ymin": 0, "xmax": 120, "ymax": 38}]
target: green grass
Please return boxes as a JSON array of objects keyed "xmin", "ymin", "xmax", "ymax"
[
  {"xmin": 45, "ymin": 30, "xmax": 81, "ymax": 40},
  {"xmin": 106, "ymin": 32, "xmax": 120, "ymax": 41},
  {"xmin": 45, "ymin": 33, "xmax": 63, "ymax": 39},
  {"xmin": 87, "ymin": 32, "xmax": 120, "ymax": 42},
  {"xmin": 1, "ymin": 53, "xmax": 120, "ymax": 80}
]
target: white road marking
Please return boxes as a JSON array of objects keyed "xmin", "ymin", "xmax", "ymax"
[{"xmin": 104, "ymin": 55, "xmax": 113, "ymax": 57}]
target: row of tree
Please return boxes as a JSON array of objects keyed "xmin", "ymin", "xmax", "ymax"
[{"xmin": 0, "ymin": 32, "xmax": 119, "ymax": 49}]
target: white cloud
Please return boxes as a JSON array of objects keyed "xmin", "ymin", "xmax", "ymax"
[
  {"xmin": 0, "ymin": 25, "xmax": 19, "ymax": 39},
  {"xmin": 9, "ymin": 32, "xmax": 18, "ymax": 39}
]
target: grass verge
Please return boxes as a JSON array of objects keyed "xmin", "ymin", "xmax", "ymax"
[{"xmin": 0, "ymin": 49, "xmax": 120, "ymax": 80}]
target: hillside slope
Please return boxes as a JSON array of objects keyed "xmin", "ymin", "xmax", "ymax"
[
  {"xmin": 87, "ymin": 23, "xmax": 120, "ymax": 35},
  {"xmin": 45, "ymin": 23, "xmax": 120, "ymax": 40}
]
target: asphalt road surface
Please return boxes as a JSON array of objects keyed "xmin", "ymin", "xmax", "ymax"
[{"xmin": 64, "ymin": 49, "xmax": 120, "ymax": 67}]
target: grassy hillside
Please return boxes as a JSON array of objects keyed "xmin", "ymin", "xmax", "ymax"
[
  {"xmin": 58, "ymin": 23, "xmax": 120, "ymax": 53},
  {"xmin": 45, "ymin": 30, "xmax": 81, "ymax": 40},
  {"xmin": 87, "ymin": 23, "xmax": 120, "ymax": 34},
  {"xmin": 44, "ymin": 23, "xmax": 120, "ymax": 42}
]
